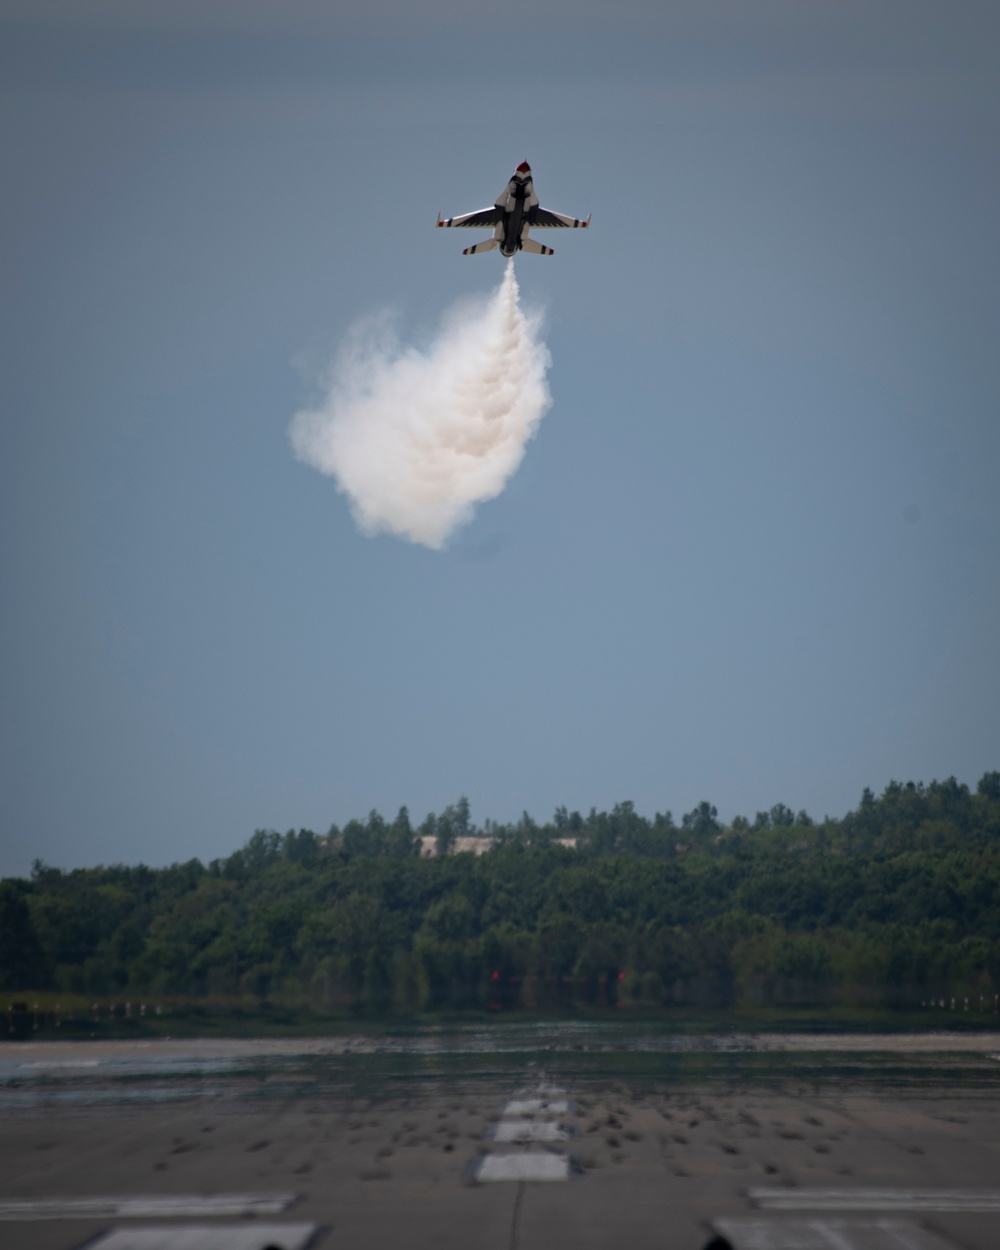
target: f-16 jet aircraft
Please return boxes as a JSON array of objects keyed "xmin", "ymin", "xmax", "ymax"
[{"xmin": 437, "ymin": 162, "xmax": 590, "ymax": 257}]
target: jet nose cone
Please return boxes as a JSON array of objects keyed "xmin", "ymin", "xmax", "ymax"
[{"xmin": 515, "ymin": 160, "xmax": 531, "ymax": 174}]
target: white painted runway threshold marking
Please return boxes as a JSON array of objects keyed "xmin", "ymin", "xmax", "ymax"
[
  {"xmin": 712, "ymin": 1217, "xmax": 958, "ymax": 1250},
  {"xmin": 749, "ymin": 1187, "xmax": 1000, "ymax": 1211},
  {"xmin": 80, "ymin": 1225, "xmax": 319, "ymax": 1250},
  {"xmin": 0, "ymin": 1195, "xmax": 295, "ymax": 1221}
]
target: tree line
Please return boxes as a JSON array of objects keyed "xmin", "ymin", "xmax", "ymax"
[{"xmin": 2, "ymin": 773, "xmax": 999, "ymax": 1013}]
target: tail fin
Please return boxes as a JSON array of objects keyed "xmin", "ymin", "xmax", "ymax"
[
  {"xmin": 462, "ymin": 238, "xmax": 499, "ymax": 255},
  {"xmin": 520, "ymin": 236, "xmax": 554, "ymax": 256}
]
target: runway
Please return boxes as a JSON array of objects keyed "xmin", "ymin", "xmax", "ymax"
[{"xmin": 2, "ymin": 1031, "xmax": 999, "ymax": 1250}]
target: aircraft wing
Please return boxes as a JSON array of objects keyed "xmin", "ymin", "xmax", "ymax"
[
  {"xmin": 527, "ymin": 207, "xmax": 591, "ymax": 229},
  {"xmin": 437, "ymin": 207, "xmax": 504, "ymax": 229}
]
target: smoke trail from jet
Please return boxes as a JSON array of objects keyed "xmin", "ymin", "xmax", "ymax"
[{"xmin": 290, "ymin": 263, "xmax": 551, "ymax": 549}]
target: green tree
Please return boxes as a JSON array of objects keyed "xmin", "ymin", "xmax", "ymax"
[
  {"xmin": 682, "ymin": 801, "xmax": 720, "ymax": 844},
  {"xmin": 977, "ymin": 771, "xmax": 1000, "ymax": 800},
  {"xmin": 0, "ymin": 883, "xmax": 51, "ymax": 989},
  {"xmin": 387, "ymin": 806, "xmax": 417, "ymax": 858}
]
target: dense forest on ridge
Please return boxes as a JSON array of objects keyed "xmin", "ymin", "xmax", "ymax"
[{"xmin": 2, "ymin": 773, "xmax": 999, "ymax": 1014}]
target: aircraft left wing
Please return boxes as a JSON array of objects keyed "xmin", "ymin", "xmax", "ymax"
[
  {"xmin": 527, "ymin": 208, "xmax": 591, "ymax": 229},
  {"xmin": 437, "ymin": 208, "xmax": 504, "ymax": 229}
]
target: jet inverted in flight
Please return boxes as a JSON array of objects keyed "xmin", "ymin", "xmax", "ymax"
[{"xmin": 437, "ymin": 162, "xmax": 590, "ymax": 257}]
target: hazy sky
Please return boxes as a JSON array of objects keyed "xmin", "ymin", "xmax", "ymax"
[{"xmin": 2, "ymin": 1, "xmax": 998, "ymax": 876}]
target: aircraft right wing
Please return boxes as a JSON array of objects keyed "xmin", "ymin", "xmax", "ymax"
[
  {"xmin": 437, "ymin": 208, "xmax": 504, "ymax": 229},
  {"xmin": 527, "ymin": 208, "xmax": 591, "ymax": 229}
]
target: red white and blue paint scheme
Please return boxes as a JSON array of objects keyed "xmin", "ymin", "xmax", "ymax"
[{"xmin": 437, "ymin": 162, "xmax": 590, "ymax": 257}]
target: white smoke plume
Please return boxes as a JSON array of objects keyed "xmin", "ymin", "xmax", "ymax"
[{"xmin": 290, "ymin": 263, "xmax": 551, "ymax": 549}]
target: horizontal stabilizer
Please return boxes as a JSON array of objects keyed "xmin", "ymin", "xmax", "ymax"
[
  {"xmin": 520, "ymin": 237, "xmax": 554, "ymax": 256},
  {"xmin": 463, "ymin": 238, "xmax": 499, "ymax": 255}
]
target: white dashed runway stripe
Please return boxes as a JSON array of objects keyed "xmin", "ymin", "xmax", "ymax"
[
  {"xmin": 19, "ymin": 1060, "xmax": 101, "ymax": 1069},
  {"xmin": 468, "ymin": 1080, "xmax": 580, "ymax": 1183},
  {"xmin": 712, "ymin": 1217, "xmax": 958, "ymax": 1250},
  {"xmin": 749, "ymin": 1187, "xmax": 1000, "ymax": 1211},
  {"xmin": 470, "ymin": 1153, "xmax": 574, "ymax": 1183},
  {"xmin": 0, "ymin": 1194, "xmax": 295, "ymax": 1221},
  {"xmin": 488, "ymin": 1119, "xmax": 574, "ymax": 1143},
  {"xmin": 500, "ymin": 1097, "xmax": 573, "ymax": 1116},
  {"xmin": 81, "ymin": 1226, "xmax": 320, "ymax": 1250}
]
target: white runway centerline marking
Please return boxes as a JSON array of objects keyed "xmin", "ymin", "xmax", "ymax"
[
  {"xmin": 749, "ymin": 1187, "xmax": 1000, "ymax": 1211},
  {"xmin": 20, "ymin": 1060, "xmax": 101, "ymax": 1069},
  {"xmin": 713, "ymin": 1217, "xmax": 959, "ymax": 1250},
  {"xmin": 471, "ymin": 1078, "xmax": 578, "ymax": 1183},
  {"xmin": 0, "ymin": 1194, "xmax": 295, "ymax": 1221},
  {"xmin": 82, "ymin": 1225, "xmax": 319, "ymax": 1250},
  {"xmin": 490, "ymin": 1119, "xmax": 571, "ymax": 1143},
  {"xmin": 474, "ymin": 1154, "xmax": 571, "ymax": 1183},
  {"xmin": 501, "ymin": 1098, "xmax": 572, "ymax": 1116}
]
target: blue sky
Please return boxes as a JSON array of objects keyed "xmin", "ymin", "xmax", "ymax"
[{"xmin": 2, "ymin": 1, "xmax": 998, "ymax": 876}]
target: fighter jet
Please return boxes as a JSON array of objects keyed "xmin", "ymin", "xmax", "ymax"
[{"xmin": 437, "ymin": 162, "xmax": 590, "ymax": 257}]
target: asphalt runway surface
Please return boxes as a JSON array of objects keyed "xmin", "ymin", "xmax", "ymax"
[{"xmin": 2, "ymin": 1030, "xmax": 999, "ymax": 1250}]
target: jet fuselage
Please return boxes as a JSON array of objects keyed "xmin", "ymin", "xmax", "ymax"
[{"xmin": 498, "ymin": 171, "xmax": 531, "ymax": 257}]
